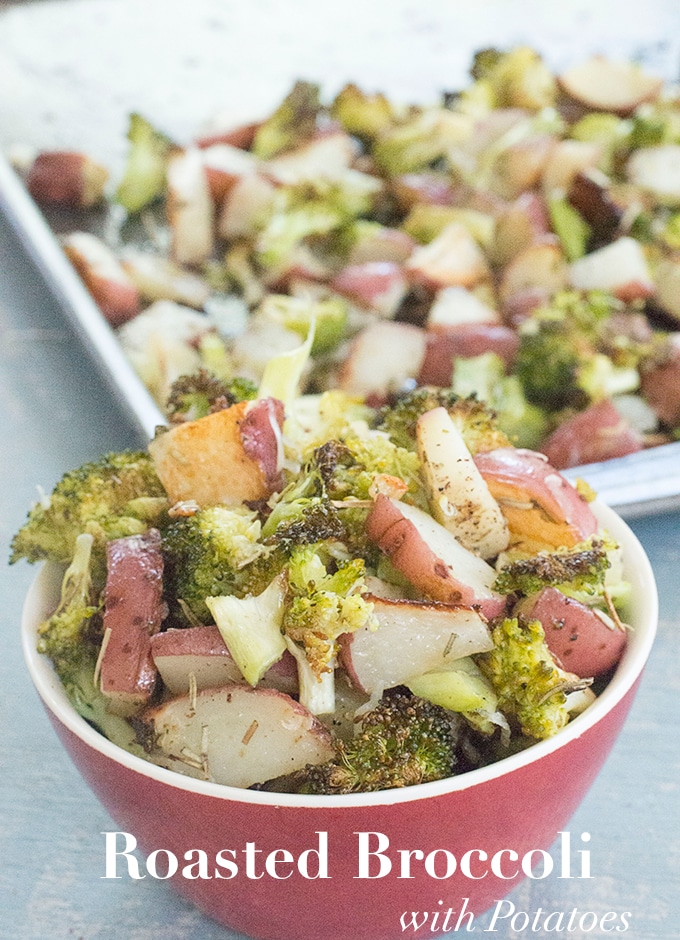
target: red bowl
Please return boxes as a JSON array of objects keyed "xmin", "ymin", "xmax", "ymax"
[{"xmin": 21, "ymin": 502, "xmax": 657, "ymax": 940}]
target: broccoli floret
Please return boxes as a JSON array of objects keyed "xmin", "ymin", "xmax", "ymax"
[
  {"xmin": 478, "ymin": 617, "xmax": 588, "ymax": 740},
  {"xmin": 330, "ymin": 84, "xmax": 396, "ymax": 141},
  {"xmin": 514, "ymin": 290, "xmax": 622, "ymax": 411},
  {"xmin": 300, "ymin": 687, "xmax": 457, "ymax": 793},
  {"xmin": 255, "ymin": 177, "xmax": 379, "ymax": 272},
  {"xmin": 37, "ymin": 532, "xmax": 100, "ymax": 677},
  {"xmin": 115, "ymin": 112, "xmax": 175, "ymax": 214},
  {"xmin": 469, "ymin": 46, "xmax": 557, "ymax": 111},
  {"xmin": 251, "ymin": 81, "xmax": 322, "ymax": 160},
  {"xmin": 284, "ymin": 544, "xmax": 374, "ymax": 677},
  {"xmin": 165, "ymin": 369, "xmax": 257, "ymax": 424},
  {"xmin": 494, "ymin": 540, "xmax": 611, "ymax": 598},
  {"xmin": 10, "ymin": 451, "xmax": 167, "ymax": 580},
  {"xmin": 374, "ymin": 387, "xmax": 510, "ymax": 454},
  {"xmin": 163, "ymin": 505, "xmax": 267, "ymax": 624},
  {"xmin": 372, "ymin": 108, "xmax": 472, "ymax": 176},
  {"xmin": 257, "ymin": 293, "xmax": 349, "ymax": 356}
]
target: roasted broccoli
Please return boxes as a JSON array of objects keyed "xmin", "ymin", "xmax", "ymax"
[
  {"xmin": 374, "ymin": 387, "xmax": 510, "ymax": 454},
  {"xmin": 10, "ymin": 451, "xmax": 167, "ymax": 581},
  {"xmin": 163, "ymin": 505, "xmax": 267, "ymax": 624},
  {"xmin": 299, "ymin": 687, "xmax": 457, "ymax": 793},
  {"xmin": 283, "ymin": 544, "xmax": 374, "ymax": 677},
  {"xmin": 115, "ymin": 112, "xmax": 175, "ymax": 214},
  {"xmin": 165, "ymin": 369, "xmax": 257, "ymax": 424},
  {"xmin": 514, "ymin": 290, "xmax": 636, "ymax": 411},
  {"xmin": 251, "ymin": 80, "xmax": 322, "ymax": 160},
  {"xmin": 37, "ymin": 532, "xmax": 100, "ymax": 676},
  {"xmin": 478, "ymin": 617, "xmax": 588, "ymax": 740},
  {"xmin": 494, "ymin": 539, "xmax": 611, "ymax": 597},
  {"xmin": 330, "ymin": 83, "xmax": 396, "ymax": 141}
]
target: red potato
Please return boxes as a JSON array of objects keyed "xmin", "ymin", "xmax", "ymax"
[
  {"xmin": 541, "ymin": 139, "xmax": 603, "ymax": 196},
  {"xmin": 490, "ymin": 133, "xmax": 555, "ymax": 200},
  {"xmin": 418, "ymin": 322, "xmax": 520, "ymax": 386},
  {"xmin": 263, "ymin": 130, "xmax": 358, "ymax": 185},
  {"xmin": 473, "ymin": 448, "xmax": 599, "ymax": 551},
  {"xmin": 498, "ymin": 238, "xmax": 568, "ymax": 305},
  {"xmin": 120, "ymin": 250, "xmax": 210, "ymax": 309},
  {"xmin": 365, "ymin": 495, "xmax": 507, "ymax": 619},
  {"xmin": 195, "ymin": 120, "xmax": 261, "ymax": 150},
  {"xmin": 99, "ymin": 530, "xmax": 164, "ymax": 717},
  {"xmin": 143, "ymin": 685, "xmax": 335, "ymax": 788},
  {"xmin": 491, "ymin": 192, "xmax": 551, "ymax": 266},
  {"xmin": 218, "ymin": 172, "xmax": 277, "ymax": 240},
  {"xmin": 200, "ymin": 143, "xmax": 258, "ymax": 203},
  {"xmin": 558, "ymin": 56, "xmax": 663, "ymax": 116},
  {"xmin": 346, "ymin": 227, "xmax": 415, "ymax": 266},
  {"xmin": 653, "ymin": 257, "xmax": 680, "ymax": 322},
  {"xmin": 166, "ymin": 148, "xmax": 215, "ymax": 266},
  {"xmin": 640, "ymin": 335, "xmax": 680, "ymax": 427},
  {"xmin": 390, "ymin": 172, "xmax": 457, "ymax": 208},
  {"xmin": 405, "ymin": 222, "xmax": 491, "ymax": 289},
  {"xmin": 336, "ymin": 320, "xmax": 427, "ymax": 399},
  {"xmin": 501, "ymin": 285, "xmax": 553, "ymax": 328},
  {"xmin": 541, "ymin": 399, "xmax": 643, "ymax": 470},
  {"xmin": 331, "ymin": 261, "xmax": 408, "ymax": 317},
  {"xmin": 26, "ymin": 150, "xmax": 109, "ymax": 207},
  {"xmin": 568, "ymin": 237, "xmax": 654, "ymax": 301},
  {"xmin": 627, "ymin": 145, "xmax": 680, "ymax": 207},
  {"xmin": 426, "ymin": 285, "xmax": 500, "ymax": 328},
  {"xmin": 150, "ymin": 625, "xmax": 298, "ymax": 696},
  {"xmin": 520, "ymin": 587, "xmax": 627, "ymax": 678},
  {"xmin": 148, "ymin": 398, "xmax": 284, "ymax": 507},
  {"xmin": 62, "ymin": 231, "xmax": 141, "ymax": 326},
  {"xmin": 416, "ymin": 406, "xmax": 510, "ymax": 560},
  {"xmin": 340, "ymin": 596, "xmax": 493, "ymax": 694},
  {"xmin": 567, "ymin": 170, "xmax": 624, "ymax": 241}
]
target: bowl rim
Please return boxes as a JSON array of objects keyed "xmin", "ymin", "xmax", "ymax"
[{"xmin": 21, "ymin": 500, "xmax": 658, "ymax": 809}]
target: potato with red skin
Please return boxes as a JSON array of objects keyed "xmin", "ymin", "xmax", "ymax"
[
  {"xmin": 418, "ymin": 322, "xmax": 520, "ymax": 386},
  {"xmin": 143, "ymin": 684, "xmax": 335, "ymax": 788},
  {"xmin": 473, "ymin": 448, "xmax": 599, "ymax": 551},
  {"xmin": 331, "ymin": 261, "xmax": 408, "ymax": 317},
  {"xmin": 365, "ymin": 495, "xmax": 506, "ymax": 619},
  {"xmin": 62, "ymin": 231, "xmax": 141, "ymax": 326},
  {"xmin": 542, "ymin": 399, "xmax": 643, "ymax": 470},
  {"xmin": 640, "ymin": 336, "xmax": 680, "ymax": 428},
  {"xmin": 150, "ymin": 625, "xmax": 298, "ymax": 696},
  {"xmin": 148, "ymin": 398, "xmax": 284, "ymax": 507},
  {"xmin": 99, "ymin": 530, "xmax": 165, "ymax": 716},
  {"xmin": 26, "ymin": 151, "xmax": 109, "ymax": 207},
  {"xmin": 520, "ymin": 586, "xmax": 627, "ymax": 677}
]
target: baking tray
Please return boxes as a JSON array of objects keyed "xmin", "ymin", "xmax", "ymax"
[{"xmin": 2, "ymin": 0, "xmax": 680, "ymax": 516}]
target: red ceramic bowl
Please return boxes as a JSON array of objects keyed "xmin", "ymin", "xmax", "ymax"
[{"xmin": 22, "ymin": 502, "xmax": 656, "ymax": 940}]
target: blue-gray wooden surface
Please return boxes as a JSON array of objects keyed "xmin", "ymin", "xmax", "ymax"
[{"xmin": 1, "ymin": 2, "xmax": 679, "ymax": 936}]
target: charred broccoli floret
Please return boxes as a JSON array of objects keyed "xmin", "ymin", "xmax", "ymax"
[
  {"xmin": 514, "ymin": 290, "xmax": 638, "ymax": 411},
  {"xmin": 163, "ymin": 505, "xmax": 267, "ymax": 624},
  {"xmin": 10, "ymin": 451, "xmax": 167, "ymax": 580},
  {"xmin": 375, "ymin": 387, "xmax": 510, "ymax": 454},
  {"xmin": 300, "ymin": 687, "xmax": 457, "ymax": 793},
  {"xmin": 251, "ymin": 80, "xmax": 322, "ymax": 159},
  {"xmin": 165, "ymin": 369, "xmax": 256, "ymax": 424},
  {"xmin": 494, "ymin": 539, "xmax": 611, "ymax": 597},
  {"xmin": 478, "ymin": 617, "xmax": 588, "ymax": 740}
]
